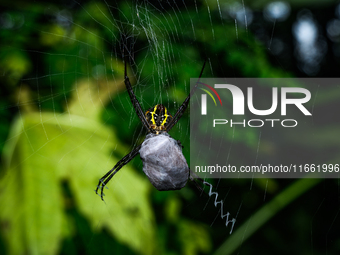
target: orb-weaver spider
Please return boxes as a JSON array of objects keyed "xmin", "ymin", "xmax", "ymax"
[{"xmin": 95, "ymin": 59, "xmax": 207, "ymax": 200}]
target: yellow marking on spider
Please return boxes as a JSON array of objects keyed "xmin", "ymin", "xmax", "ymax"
[
  {"xmin": 161, "ymin": 107, "xmax": 169, "ymax": 126},
  {"xmin": 150, "ymin": 105, "xmax": 158, "ymax": 125}
]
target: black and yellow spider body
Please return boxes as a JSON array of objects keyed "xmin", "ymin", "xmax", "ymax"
[
  {"xmin": 145, "ymin": 104, "xmax": 173, "ymax": 133},
  {"xmin": 95, "ymin": 59, "xmax": 207, "ymax": 200}
]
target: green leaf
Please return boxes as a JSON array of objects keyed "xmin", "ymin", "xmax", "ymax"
[
  {"xmin": 178, "ymin": 219, "xmax": 211, "ymax": 255},
  {"xmin": 0, "ymin": 101, "xmax": 156, "ymax": 255},
  {"xmin": 0, "ymin": 114, "xmax": 64, "ymax": 255}
]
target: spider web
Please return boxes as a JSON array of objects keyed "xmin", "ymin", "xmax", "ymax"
[{"xmin": 0, "ymin": 0, "xmax": 340, "ymax": 254}]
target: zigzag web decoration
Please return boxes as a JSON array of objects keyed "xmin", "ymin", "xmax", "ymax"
[{"xmin": 203, "ymin": 181, "xmax": 236, "ymax": 234}]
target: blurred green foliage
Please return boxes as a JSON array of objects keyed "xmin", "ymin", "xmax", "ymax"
[
  {"xmin": 0, "ymin": 0, "xmax": 340, "ymax": 255},
  {"xmin": 0, "ymin": 82, "xmax": 156, "ymax": 254}
]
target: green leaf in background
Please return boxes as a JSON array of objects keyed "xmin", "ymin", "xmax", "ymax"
[
  {"xmin": 0, "ymin": 77, "xmax": 156, "ymax": 254},
  {"xmin": 178, "ymin": 219, "xmax": 211, "ymax": 255}
]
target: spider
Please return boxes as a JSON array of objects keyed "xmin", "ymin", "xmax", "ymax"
[{"xmin": 95, "ymin": 59, "xmax": 207, "ymax": 201}]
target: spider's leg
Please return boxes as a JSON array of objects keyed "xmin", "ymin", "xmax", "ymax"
[
  {"xmin": 190, "ymin": 176, "xmax": 205, "ymax": 193},
  {"xmin": 95, "ymin": 144, "xmax": 141, "ymax": 201},
  {"xmin": 166, "ymin": 59, "xmax": 207, "ymax": 132},
  {"xmin": 189, "ymin": 169, "xmax": 211, "ymax": 194},
  {"xmin": 124, "ymin": 59, "xmax": 154, "ymax": 133}
]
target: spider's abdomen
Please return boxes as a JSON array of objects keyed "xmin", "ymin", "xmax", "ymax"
[{"xmin": 139, "ymin": 133, "xmax": 189, "ymax": 191}]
